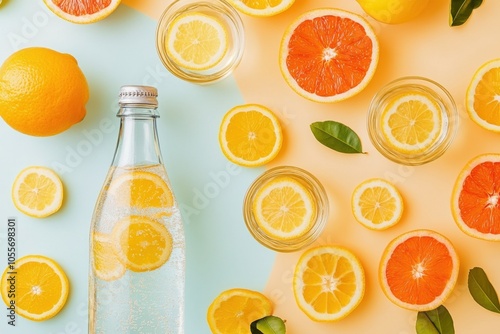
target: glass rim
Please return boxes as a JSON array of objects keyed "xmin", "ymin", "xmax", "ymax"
[
  {"xmin": 367, "ymin": 76, "xmax": 459, "ymax": 166},
  {"xmin": 243, "ymin": 165, "xmax": 329, "ymax": 252},
  {"xmin": 155, "ymin": 0, "xmax": 245, "ymax": 85}
]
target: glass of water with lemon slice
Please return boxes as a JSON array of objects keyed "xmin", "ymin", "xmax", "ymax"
[
  {"xmin": 156, "ymin": 0, "xmax": 244, "ymax": 84},
  {"xmin": 243, "ymin": 166, "xmax": 329, "ymax": 252},
  {"xmin": 367, "ymin": 76, "xmax": 458, "ymax": 165}
]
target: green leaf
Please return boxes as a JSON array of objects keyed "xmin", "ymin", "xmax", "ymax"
[
  {"xmin": 449, "ymin": 0, "xmax": 483, "ymax": 26},
  {"xmin": 310, "ymin": 121, "xmax": 365, "ymax": 154},
  {"xmin": 250, "ymin": 316, "xmax": 286, "ymax": 334},
  {"xmin": 468, "ymin": 267, "xmax": 500, "ymax": 313},
  {"xmin": 416, "ymin": 305, "xmax": 455, "ymax": 334}
]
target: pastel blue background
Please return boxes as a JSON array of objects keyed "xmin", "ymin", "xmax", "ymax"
[{"xmin": 0, "ymin": 1, "xmax": 275, "ymax": 333}]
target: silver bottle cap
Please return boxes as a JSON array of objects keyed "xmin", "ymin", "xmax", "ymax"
[{"xmin": 119, "ymin": 85, "xmax": 158, "ymax": 106}]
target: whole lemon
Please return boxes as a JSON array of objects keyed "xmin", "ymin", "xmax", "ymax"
[
  {"xmin": 0, "ymin": 47, "xmax": 89, "ymax": 136},
  {"xmin": 356, "ymin": 0, "xmax": 429, "ymax": 24}
]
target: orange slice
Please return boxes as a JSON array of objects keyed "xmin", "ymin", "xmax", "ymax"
[
  {"xmin": 1, "ymin": 255, "xmax": 69, "ymax": 321},
  {"xmin": 227, "ymin": 0, "xmax": 295, "ymax": 17},
  {"xmin": 381, "ymin": 91, "xmax": 443, "ymax": 153},
  {"xmin": 379, "ymin": 230, "xmax": 459, "ymax": 311},
  {"xmin": 293, "ymin": 245, "xmax": 365, "ymax": 321},
  {"xmin": 108, "ymin": 170, "xmax": 174, "ymax": 209},
  {"xmin": 466, "ymin": 58, "xmax": 500, "ymax": 132},
  {"xmin": 351, "ymin": 178, "xmax": 403, "ymax": 230},
  {"xmin": 111, "ymin": 215, "xmax": 173, "ymax": 272},
  {"xmin": 207, "ymin": 288, "xmax": 273, "ymax": 334},
  {"xmin": 252, "ymin": 175, "xmax": 316, "ymax": 240},
  {"xmin": 11, "ymin": 166, "xmax": 64, "ymax": 218},
  {"xmin": 279, "ymin": 8, "xmax": 379, "ymax": 103},
  {"xmin": 92, "ymin": 232, "xmax": 126, "ymax": 281},
  {"xmin": 451, "ymin": 153, "xmax": 500, "ymax": 240},
  {"xmin": 219, "ymin": 104, "xmax": 283, "ymax": 167},
  {"xmin": 43, "ymin": 0, "xmax": 121, "ymax": 24},
  {"xmin": 165, "ymin": 12, "xmax": 228, "ymax": 71}
]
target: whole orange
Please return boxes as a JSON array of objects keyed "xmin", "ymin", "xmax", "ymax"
[{"xmin": 0, "ymin": 47, "xmax": 89, "ymax": 136}]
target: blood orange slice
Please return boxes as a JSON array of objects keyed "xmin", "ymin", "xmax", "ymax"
[
  {"xmin": 451, "ymin": 154, "xmax": 500, "ymax": 241},
  {"xmin": 279, "ymin": 8, "xmax": 379, "ymax": 103},
  {"xmin": 379, "ymin": 230, "xmax": 459, "ymax": 312},
  {"xmin": 43, "ymin": 0, "xmax": 121, "ymax": 24}
]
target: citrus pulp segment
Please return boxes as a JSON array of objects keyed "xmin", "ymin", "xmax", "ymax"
[
  {"xmin": 252, "ymin": 175, "xmax": 316, "ymax": 240},
  {"xmin": 43, "ymin": 0, "xmax": 121, "ymax": 24},
  {"xmin": 451, "ymin": 154, "xmax": 500, "ymax": 241},
  {"xmin": 227, "ymin": 0, "xmax": 295, "ymax": 17},
  {"xmin": 207, "ymin": 288, "xmax": 273, "ymax": 334},
  {"xmin": 379, "ymin": 230, "xmax": 459, "ymax": 311},
  {"xmin": 111, "ymin": 215, "xmax": 173, "ymax": 272},
  {"xmin": 93, "ymin": 232, "xmax": 126, "ymax": 281},
  {"xmin": 293, "ymin": 245, "xmax": 365, "ymax": 321},
  {"xmin": 1, "ymin": 255, "xmax": 69, "ymax": 321},
  {"xmin": 219, "ymin": 104, "xmax": 283, "ymax": 167},
  {"xmin": 351, "ymin": 178, "xmax": 403, "ymax": 230},
  {"xmin": 0, "ymin": 47, "xmax": 88, "ymax": 136},
  {"xmin": 381, "ymin": 91, "xmax": 443, "ymax": 154},
  {"xmin": 466, "ymin": 58, "xmax": 500, "ymax": 132},
  {"xmin": 11, "ymin": 166, "xmax": 64, "ymax": 218},
  {"xmin": 279, "ymin": 8, "xmax": 379, "ymax": 103},
  {"xmin": 165, "ymin": 12, "xmax": 228, "ymax": 71},
  {"xmin": 108, "ymin": 170, "xmax": 174, "ymax": 209}
]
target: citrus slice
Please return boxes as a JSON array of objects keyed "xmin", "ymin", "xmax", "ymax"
[
  {"xmin": 111, "ymin": 215, "xmax": 173, "ymax": 272},
  {"xmin": 351, "ymin": 178, "xmax": 403, "ymax": 230},
  {"xmin": 207, "ymin": 288, "xmax": 273, "ymax": 334},
  {"xmin": 165, "ymin": 12, "xmax": 228, "ymax": 71},
  {"xmin": 227, "ymin": 0, "xmax": 295, "ymax": 17},
  {"xmin": 43, "ymin": 0, "xmax": 121, "ymax": 24},
  {"xmin": 379, "ymin": 230, "xmax": 459, "ymax": 311},
  {"xmin": 451, "ymin": 153, "xmax": 500, "ymax": 240},
  {"xmin": 11, "ymin": 166, "xmax": 64, "ymax": 218},
  {"xmin": 108, "ymin": 170, "xmax": 173, "ymax": 209},
  {"xmin": 381, "ymin": 91, "xmax": 443, "ymax": 153},
  {"xmin": 92, "ymin": 232, "xmax": 126, "ymax": 281},
  {"xmin": 466, "ymin": 58, "xmax": 500, "ymax": 132},
  {"xmin": 279, "ymin": 8, "xmax": 379, "ymax": 103},
  {"xmin": 294, "ymin": 245, "xmax": 365, "ymax": 321},
  {"xmin": 1, "ymin": 255, "xmax": 69, "ymax": 321},
  {"xmin": 219, "ymin": 104, "xmax": 283, "ymax": 167},
  {"xmin": 252, "ymin": 175, "xmax": 316, "ymax": 240}
]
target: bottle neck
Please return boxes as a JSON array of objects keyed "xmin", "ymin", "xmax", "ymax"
[{"xmin": 111, "ymin": 106, "xmax": 163, "ymax": 167}]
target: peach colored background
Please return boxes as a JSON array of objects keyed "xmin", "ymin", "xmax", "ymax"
[{"xmin": 126, "ymin": 0, "xmax": 500, "ymax": 332}]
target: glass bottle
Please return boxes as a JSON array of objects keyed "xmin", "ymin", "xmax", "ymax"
[{"xmin": 89, "ymin": 85, "xmax": 185, "ymax": 333}]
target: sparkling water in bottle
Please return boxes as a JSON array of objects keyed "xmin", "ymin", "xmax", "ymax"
[{"xmin": 89, "ymin": 85, "xmax": 185, "ymax": 333}]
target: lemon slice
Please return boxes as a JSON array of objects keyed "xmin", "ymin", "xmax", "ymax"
[
  {"xmin": 293, "ymin": 245, "xmax": 365, "ymax": 321},
  {"xmin": 207, "ymin": 288, "xmax": 273, "ymax": 334},
  {"xmin": 381, "ymin": 91, "xmax": 442, "ymax": 153},
  {"xmin": 219, "ymin": 104, "xmax": 283, "ymax": 167},
  {"xmin": 111, "ymin": 215, "xmax": 173, "ymax": 272},
  {"xmin": 11, "ymin": 166, "xmax": 64, "ymax": 218},
  {"xmin": 92, "ymin": 232, "xmax": 126, "ymax": 281},
  {"xmin": 1, "ymin": 255, "xmax": 69, "ymax": 321},
  {"xmin": 227, "ymin": 0, "xmax": 295, "ymax": 17},
  {"xmin": 108, "ymin": 170, "xmax": 173, "ymax": 209},
  {"xmin": 351, "ymin": 178, "xmax": 404, "ymax": 230},
  {"xmin": 165, "ymin": 12, "xmax": 228, "ymax": 71},
  {"xmin": 252, "ymin": 175, "xmax": 315, "ymax": 240},
  {"xmin": 466, "ymin": 58, "xmax": 500, "ymax": 132}
]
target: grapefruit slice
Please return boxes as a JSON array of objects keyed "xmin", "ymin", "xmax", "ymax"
[
  {"xmin": 279, "ymin": 8, "xmax": 379, "ymax": 103},
  {"xmin": 43, "ymin": 0, "xmax": 121, "ymax": 24},
  {"xmin": 379, "ymin": 230, "xmax": 459, "ymax": 311},
  {"xmin": 451, "ymin": 153, "xmax": 500, "ymax": 241}
]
